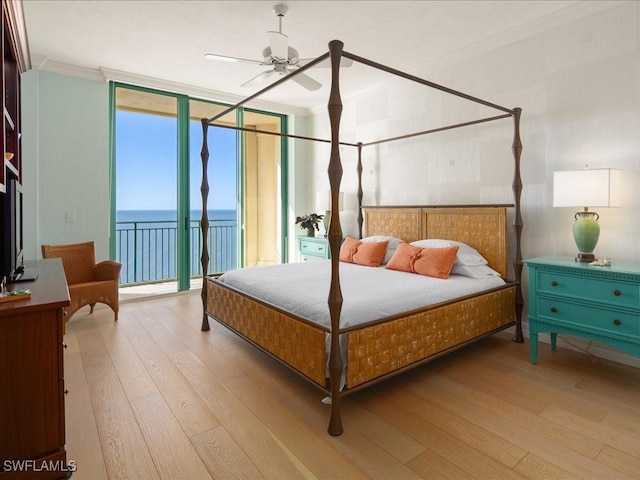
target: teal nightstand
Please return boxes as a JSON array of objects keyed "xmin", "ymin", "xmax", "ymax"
[
  {"xmin": 297, "ymin": 235, "xmax": 330, "ymax": 261},
  {"xmin": 524, "ymin": 256, "xmax": 640, "ymax": 364}
]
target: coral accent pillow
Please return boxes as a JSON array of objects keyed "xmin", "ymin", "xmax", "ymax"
[
  {"xmin": 386, "ymin": 243, "xmax": 459, "ymax": 279},
  {"xmin": 339, "ymin": 236, "xmax": 389, "ymax": 267},
  {"xmin": 385, "ymin": 242, "xmax": 418, "ymax": 272},
  {"xmin": 339, "ymin": 236, "xmax": 361, "ymax": 263}
]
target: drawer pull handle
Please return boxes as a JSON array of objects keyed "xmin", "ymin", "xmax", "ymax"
[
  {"xmin": 613, "ymin": 319, "xmax": 622, "ymax": 326},
  {"xmin": 550, "ymin": 307, "xmax": 558, "ymax": 313},
  {"xmin": 551, "ymin": 281, "xmax": 558, "ymax": 287},
  {"xmin": 613, "ymin": 290, "xmax": 622, "ymax": 297}
]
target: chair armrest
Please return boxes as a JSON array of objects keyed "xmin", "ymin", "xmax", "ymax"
[{"xmin": 93, "ymin": 261, "xmax": 122, "ymax": 281}]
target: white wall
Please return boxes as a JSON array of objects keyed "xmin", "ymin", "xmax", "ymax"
[
  {"xmin": 288, "ymin": 114, "xmax": 311, "ymax": 261},
  {"xmin": 21, "ymin": 70, "xmax": 111, "ymax": 261},
  {"xmin": 307, "ymin": 2, "xmax": 640, "ymax": 367}
]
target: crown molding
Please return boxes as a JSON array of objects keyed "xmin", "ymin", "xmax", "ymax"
[
  {"xmin": 28, "ymin": 55, "xmax": 310, "ymax": 117},
  {"xmin": 3, "ymin": 0, "xmax": 32, "ymax": 72},
  {"xmin": 30, "ymin": 55, "xmax": 106, "ymax": 82}
]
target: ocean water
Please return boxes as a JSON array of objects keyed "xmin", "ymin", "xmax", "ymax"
[
  {"xmin": 116, "ymin": 209, "xmax": 236, "ymax": 224},
  {"xmin": 115, "ymin": 209, "xmax": 237, "ymax": 284}
]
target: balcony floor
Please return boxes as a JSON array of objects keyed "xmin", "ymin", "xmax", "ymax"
[{"xmin": 119, "ymin": 277, "xmax": 203, "ymax": 303}]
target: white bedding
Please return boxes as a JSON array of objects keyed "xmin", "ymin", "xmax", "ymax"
[{"xmin": 217, "ymin": 260, "xmax": 505, "ymax": 330}]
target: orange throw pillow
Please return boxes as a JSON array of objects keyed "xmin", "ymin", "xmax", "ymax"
[
  {"xmin": 413, "ymin": 246, "xmax": 459, "ymax": 279},
  {"xmin": 353, "ymin": 240, "xmax": 388, "ymax": 267},
  {"xmin": 387, "ymin": 243, "xmax": 459, "ymax": 279},
  {"xmin": 339, "ymin": 236, "xmax": 389, "ymax": 267},
  {"xmin": 339, "ymin": 236, "xmax": 361, "ymax": 263},
  {"xmin": 385, "ymin": 242, "xmax": 418, "ymax": 272}
]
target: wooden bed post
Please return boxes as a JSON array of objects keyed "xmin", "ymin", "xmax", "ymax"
[
  {"xmin": 327, "ymin": 39, "xmax": 345, "ymax": 436},
  {"xmin": 512, "ymin": 107, "xmax": 524, "ymax": 343},
  {"xmin": 357, "ymin": 142, "xmax": 363, "ymax": 239},
  {"xmin": 201, "ymin": 119, "xmax": 211, "ymax": 331}
]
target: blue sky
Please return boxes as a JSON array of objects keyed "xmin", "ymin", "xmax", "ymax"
[{"xmin": 115, "ymin": 110, "xmax": 237, "ymax": 212}]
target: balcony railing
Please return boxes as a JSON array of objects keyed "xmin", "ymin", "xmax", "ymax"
[{"xmin": 115, "ymin": 219, "xmax": 237, "ymax": 285}]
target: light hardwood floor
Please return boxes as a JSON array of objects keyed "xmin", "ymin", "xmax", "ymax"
[{"xmin": 63, "ymin": 292, "xmax": 640, "ymax": 480}]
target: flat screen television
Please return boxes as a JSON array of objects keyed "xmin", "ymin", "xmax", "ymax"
[{"xmin": 1, "ymin": 177, "xmax": 23, "ymax": 280}]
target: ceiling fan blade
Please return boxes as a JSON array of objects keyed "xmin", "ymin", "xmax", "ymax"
[
  {"xmin": 241, "ymin": 70, "xmax": 276, "ymax": 88},
  {"xmin": 299, "ymin": 57, "xmax": 354, "ymax": 68},
  {"xmin": 291, "ymin": 72, "xmax": 322, "ymax": 91},
  {"xmin": 205, "ymin": 53, "xmax": 263, "ymax": 65},
  {"xmin": 268, "ymin": 31, "xmax": 288, "ymax": 62}
]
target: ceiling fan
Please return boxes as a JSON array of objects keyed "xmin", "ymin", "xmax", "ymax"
[{"xmin": 205, "ymin": 4, "xmax": 352, "ymax": 91}]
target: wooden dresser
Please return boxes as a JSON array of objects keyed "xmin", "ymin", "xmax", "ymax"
[
  {"xmin": 0, "ymin": 259, "xmax": 71, "ymax": 479},
  {"xmin": 524, "ymin": 256, "xmax": 640, "ymax": 364}
]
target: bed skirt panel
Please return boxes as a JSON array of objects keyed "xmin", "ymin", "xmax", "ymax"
[
  {"xmin": 345, "ymin": 285, "xmax": 516, "ymax": 388},
  {"xmin": 206, "ymin": 278, "xmax": 327, "ymax": 385}
]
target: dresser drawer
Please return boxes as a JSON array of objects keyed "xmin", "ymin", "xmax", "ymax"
[
  {"xmin": 537, "ymin": 271, "xmax": 640, "ymax": 310},
  {"xmin": 299, "ymin": 239, "xmax": 328, "ymax": 257},
  {"xmin": 536, "ymin": 297, "xmax": 640, "ymax": 337}
]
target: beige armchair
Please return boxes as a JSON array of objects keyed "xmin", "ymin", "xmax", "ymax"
[{"xmin": 41, "ymin": 241, "xmax": 121, "ymax": 331}]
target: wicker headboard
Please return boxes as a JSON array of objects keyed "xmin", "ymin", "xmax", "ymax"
[{"xmin": 363, "ymin": 206, "xmax": 508, "ymax": 278}]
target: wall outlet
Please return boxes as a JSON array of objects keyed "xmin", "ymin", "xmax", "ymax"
[{"xmin": 66, "ymin": 211, "xmax": 76, "ymax": 223}]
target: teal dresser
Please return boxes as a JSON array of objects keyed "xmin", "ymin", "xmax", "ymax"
[
  {"xmin": 297, "ymin": 235, "xmax": 330, "ymax": 261},
  {"xmin": 524, "ymin": 256, "xmax": 640, "ymax": 364}
]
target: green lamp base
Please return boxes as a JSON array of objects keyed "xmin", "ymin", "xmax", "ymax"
[{"xmin": 573, "ymin": 210, "xmax": 600, "ymax": 262}]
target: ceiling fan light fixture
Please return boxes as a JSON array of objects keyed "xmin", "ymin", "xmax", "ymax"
[
  {"xmin": 205, "ymin": 3, "xmax": 344, "ymax": 91},
  {"xmin": 261, "ymin": 46, "xmax": 299, "ymax": 65}
]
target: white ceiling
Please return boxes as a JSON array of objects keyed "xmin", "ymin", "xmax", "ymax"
[{"xmin": 23, "ymin": 0, "xmax": 604, "ymax": 112}]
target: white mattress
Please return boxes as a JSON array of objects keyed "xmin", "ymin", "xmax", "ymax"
[{"xmin": 217, "ymin": 260, "xmax": 505, "ymax": 330}]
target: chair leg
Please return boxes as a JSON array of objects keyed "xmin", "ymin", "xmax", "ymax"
[{"xmin": 90, "ymin": 303, "xmax": 96, "ymax": 314}]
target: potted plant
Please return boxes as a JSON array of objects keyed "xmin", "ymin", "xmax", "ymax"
[{"xmin": 296, "ymin": 213, "xmax": 324, "ymax": 237}]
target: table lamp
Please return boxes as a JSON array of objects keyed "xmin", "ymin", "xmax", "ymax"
[
  {"xmin": 316, "ymin": 190, "xmax": 344, "ymax": 237},
  {"xmin": 553, "ymin": 168, "xmax": 621, "ymax": 262}
]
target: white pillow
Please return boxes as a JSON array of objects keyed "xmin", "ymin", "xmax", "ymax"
[
  {"xmin": 362, "ymin": 236, "xmax": 404, "ymax": 265},
  {"xmin": 410, "ymin": 239, "xmax": 488, "ymax": 266},
  {"xmin": 452, "ymin": 264, "xmax": 501, "ymax": 279}
]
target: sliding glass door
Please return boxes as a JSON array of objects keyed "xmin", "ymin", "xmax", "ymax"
[
  {"xmin": 189, "ymin": 101, "xmax": 239, "ymax": 275},
  {"xmin": 113, "ymin": 87, "xmax": 180, "ymax": 287},
  {"xmin": 112, "ymin": 83, "xmax": 288, "ymax": 293},
  {"xmin": 189, "ymin": 103, "xmax": 287, "ymax": 272}
]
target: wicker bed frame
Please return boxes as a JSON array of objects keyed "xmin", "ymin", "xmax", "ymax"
[
  {"xmin": 207, "ymin": 205, "xmax": 515, "ymax": 385},
  {"xmin": 200, "ymin": 40, "xmax": 524, "ymax": 435}
]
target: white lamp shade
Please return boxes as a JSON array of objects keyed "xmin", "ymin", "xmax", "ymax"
[
  {"xmin": 553, "ymin": 168, "xmax": 622, "ymax": 208},
  {"xmin": 315, "ymin": 190, "xmax": 344, "ymax": 211}
]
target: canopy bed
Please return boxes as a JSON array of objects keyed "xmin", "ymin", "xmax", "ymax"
[{"xmin": 199, "ymin": 40, "xmax": 524, "ymax": 436}]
